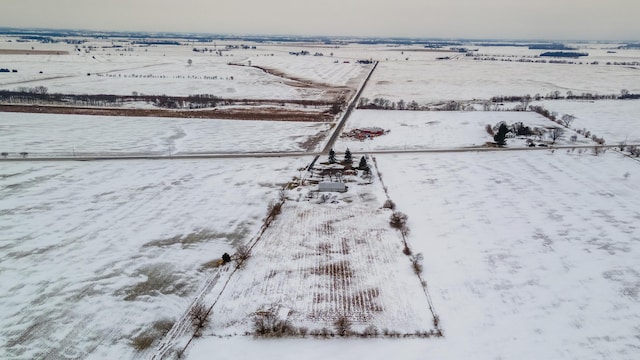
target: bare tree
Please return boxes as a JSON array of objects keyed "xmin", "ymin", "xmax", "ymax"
[
  {"xmin": 32, "ymin": 86, "xmax": 48, "ymax": 95},
  {"xmin": 548, "ymin": 127, "xmax": 565, "ymax": 144},
  {"xmin": 410, "ymin": 253, "xmax": 423, "ymax": 275},
  {"xmin": 333, "ymin": 315, "xmax": 352, "ymax": 337},
  {"xmin": 235, "ymin": 244, "xmax": 251, "ymax": 267},
  {"xmin": 189, "ymin": 302, "xmax": 210, "ymax": 337},
  {"xmin": 485, "ymin": 124, "xmax": 494, "ymax": 137},
  {"xmin": 561, "ymin": 114, "xmax": 575, "ymax": 127}
]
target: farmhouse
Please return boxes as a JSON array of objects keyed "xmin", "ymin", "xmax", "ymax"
[{"xmin": 318, "ymin": 182, "xmax": 347, "ymax": 193}]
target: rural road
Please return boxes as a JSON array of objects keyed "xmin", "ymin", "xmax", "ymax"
[
  {"xmin": 321, "ymin": 61, "xmax": 378, "ymax": 154},
  {"xmin": 2, "ymin": 144, "xmax": 637, "ymax": 162}
]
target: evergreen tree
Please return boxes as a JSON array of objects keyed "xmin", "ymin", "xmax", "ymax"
[
  {"xmin": 493, "ymin": 122, "xmax": 509, "ymax": 146},
  {"xmin": 328, "ymin": 149, "xmax": 336, "ymax": 164},
  {"xmin": 358, "ymin": 156, "xmax": 368, "ymax": 170},
  {"xmin": 344, "ymin": 148, "xmax": 352, "ymax": 165}
]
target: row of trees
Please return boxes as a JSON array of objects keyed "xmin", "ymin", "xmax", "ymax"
[
  {"xmin": 0, "ymin": 89, "xmax": 337, "ymax": 111},
  {"xmin": 358, "ymin": 97, "xmax": 470, "ymax": 111},
  {"xmin": 491, "ymin": 89, "xmax": 639, "ymax": 103},
  {"xmin": 359, "ymin": 89, "xmax": 638, "ymax": 113},
  {"xmin": 328, "ymin": 148, "xmax": 369, "ymax": 171},
  {"xmin": 530, "ymin": 105, "xmax": 606, "ymax": 145},
  {"xmin": 359, "ymin": 97, "xmax": 422, "ymax": 110}
]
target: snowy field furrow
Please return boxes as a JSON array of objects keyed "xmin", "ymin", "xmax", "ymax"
[
  {"xmin": 201, "ymin": 174, "xmax": 434, "ymax": 337},
  {"xmin": 0, "ymin": 51, "xmax": 303, "ymax": 99},
  {"xmin": 0, "ymin": 112, "xmax": 333, "ymax": 155},
  {"xmin": 375, "ymin": 151, "xmax": 640, "ymax": 359},
  {"xmin": 0, "ymin": 157, "xmax": 307, "ymax": 359}
]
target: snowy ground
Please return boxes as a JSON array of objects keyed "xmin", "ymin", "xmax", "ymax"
[
  {"xmin": 376, "ymin": 151, "xmax": 640, "ymax": 359},
  {"xmin": 199, "ymin": 172, "xmax": 434, "ymax": 337},
  {"xmin": 2, "ymin": 37, "xmax": 640, "ymax": 360},
  {"xmin": 0, "ymin": 40, "xmax": 368, "ymax": 99},
  {"xmin": 188, "ymin": 150, "xmax": 640, "ymax": 360},
  {"xmin": 361, "ymin": 53, "xmax": 640, "ymax": 104},
  {"xmin": 334, "ymin": 109, "xmax": 585, "ymax": 151},
  {"xmin": 0, "ymin": 112, "xmax": 333, "ymax": 156},
  {"xmin": 0, "ymin": 157, "xmax": 308, "ymax": 359},
  {"xmin": 533, "ymin": 99, "xmax": 640, "ymax": 144}
]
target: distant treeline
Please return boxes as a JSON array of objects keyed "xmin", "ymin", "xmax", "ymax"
[
  {"xmin": 491, "ymin": 90, "xmax": 640, "ymax": 103},
  {"xmin": 540, "ymin": 51, "xmax": 589, "ymax": 58},
  {"xmin": 529, "ymin": 44, "xmax": 576, "ymax": 50},
  {"xmin": 0, "ymin": 88, "xmax": 336, "ymax": 109},
  {"xmin": 132, "ymin": 40, "xmax": 181, "ymax": 46},
  {"xmin": 356, "ymin": 90, "xmax": 639, "ymax": 113}
]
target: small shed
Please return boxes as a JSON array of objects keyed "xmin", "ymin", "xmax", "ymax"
[{"xmin": 318, "ymin": 182, "xmax": 347, "ymax": 193}]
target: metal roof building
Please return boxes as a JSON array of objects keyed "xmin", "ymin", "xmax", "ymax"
[{"xmin": 317, "ymin": 182, "xmax": 347, "ymax": 193}]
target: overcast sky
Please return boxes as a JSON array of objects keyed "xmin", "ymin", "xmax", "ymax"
[{"xmin": 2, "ymin": 0, "xmax": 639, "ymax": 40}]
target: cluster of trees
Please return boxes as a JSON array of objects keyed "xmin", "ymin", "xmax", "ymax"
[
  {"xmin": 530, "ymin": 106, "xmax": 606, "ymax": 145},
  {"xmin": 488, "ymin": 120, "xmax": 563, "ymax": 146},
  {"xmin": 359, "ymin": 97, "xmax": 422, "ymax": 110},
  {"xmin": 193, "ymin": 47, "xmax": 225, "ymax": 56},
  {"xmin": 327, "ymin": 149, "xmax": 370, "ymax": 174}
]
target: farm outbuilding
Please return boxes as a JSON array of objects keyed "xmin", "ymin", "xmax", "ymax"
[
  {"xmin": 342, "ymin": 127, "xmax": 387, "ymax": 140},
  {"xmin": 318, "ymin": 182, "xmax": 347, "ymax": 193}
]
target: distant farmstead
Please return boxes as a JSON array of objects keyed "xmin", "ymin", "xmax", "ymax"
[
  {"xmin": 318, "ymin": 182, "xmax": 347, "ymax": 193},
  {"xmin": 342, "ymin": 127, "xmax": 387, "ymax": 140}
]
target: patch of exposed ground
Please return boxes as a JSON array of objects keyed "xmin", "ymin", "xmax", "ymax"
[{"xmin": 120, "ymin": 263, "xmax": 190, "ymax": 301}]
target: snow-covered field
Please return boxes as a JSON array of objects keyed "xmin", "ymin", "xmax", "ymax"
[
  {"xmin": 0, "ymin": 112, "xmax": 333, "ymax": 155},
  {"xmin": 2, "ymin": 37, "xmax": 640, "ymax": 360},
  {"xmin": 0, "ymin": 157, "xmax": 307, "ymax": 359},
  {"xmin": 534, "ymin": 100, "xmax": 640, "ymax": 144},
  {"xmin": 188, "ymin": 150, "xmax": 640, "ymax": 360},
  {"xmin": 376, "ymin": 151, "xmax": 640, "ymax": 359},
  {"xmin": 201, "ymin": 177, "xmax": 434, "ymax": 337},
  {"xmin": 0, "ymin": 40, "xmax": 369, "ymax": 99},
  {"xmin": 335, "ymin": 109, "xmax": 584, "ymax": 151},
  {"xmin": 362, "ymin": 54, "xmax": 640, "ymax": 104}
]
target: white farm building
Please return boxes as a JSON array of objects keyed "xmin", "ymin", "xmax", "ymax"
[{"xmin": 317, "ymin": 182, "xmax": 347, "ymax": 193}]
